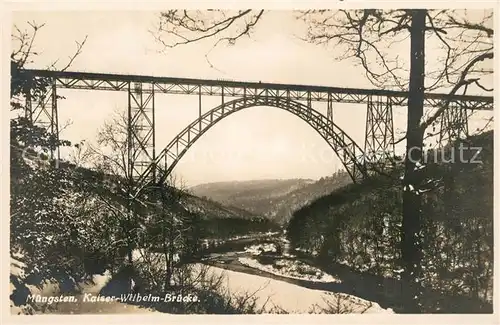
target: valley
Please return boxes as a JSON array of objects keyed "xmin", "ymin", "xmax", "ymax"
[{"xmin": 190, "ymin": 171, "xmax": 352, "ymax": 225}]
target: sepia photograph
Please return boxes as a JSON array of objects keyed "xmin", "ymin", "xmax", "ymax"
[{"xmin": 6, "ymin": 5, "xmax": 495, "ymax": 318}]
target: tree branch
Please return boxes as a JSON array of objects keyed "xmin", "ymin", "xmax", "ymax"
[{"xmin": 420, "ymin": 51, "xmax": 493, "ymax": 131}]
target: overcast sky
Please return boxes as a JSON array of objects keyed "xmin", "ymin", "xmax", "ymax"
[{"xmin": 12, "ymin": 10, "xmax": 493, "ymax": 186}]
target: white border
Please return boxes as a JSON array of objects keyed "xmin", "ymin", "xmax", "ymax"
[{"xmin": 1, "ymin": 2, "xmax": 498, "ymax": 324}]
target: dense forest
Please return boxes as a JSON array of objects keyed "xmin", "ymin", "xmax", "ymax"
[
  {"xmin": 10, "ymin": 119, "xmax": 282, "ymax": 314},
  {"xmin": 286, "ymin": 131, "xmax": 494, "ymax": 313},
  {"xmin": 191, "ymin": 172, "xmax": 353, "ymax": 225},
  {"xmin": 10, "ymin": 138, "xmax": 278, "ymax": 269}
]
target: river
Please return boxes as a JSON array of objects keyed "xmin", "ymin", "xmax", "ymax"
[
  {"xmin": 195, "ymin": 232, "xmax": 394, "ymax": 313},
  {"xmin": 11, "ymin": 232, "xmax": 394, "ymax": 314}
]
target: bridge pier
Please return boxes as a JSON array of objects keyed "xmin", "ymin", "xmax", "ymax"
[
  {"xmin": 127, "ymin": 82, "xmax": 156, "ymax": 185},
  {"xmin": 439, "ymin": 101, "xmax": 469, "ymax": 145},
  {"xmin": 364, "ymin": 95, "xmax": 395, "ymax": 172},
  {"xmin": 24, "ymin": 77, "xmax": 60, "ymax": 161}
]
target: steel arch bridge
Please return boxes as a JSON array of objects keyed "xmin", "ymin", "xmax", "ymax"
[
  {"xmin": 19, "ymin": 69, "xmax": 494, "ymax": 193},
  {"xmin": 137, "ymin": 96, "xmax": 368, "ymax": 187}
]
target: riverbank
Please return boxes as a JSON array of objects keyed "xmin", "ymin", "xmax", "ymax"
[
  {"xmin": 200, "ymin": 236, "xmax": 395, "ymax": 313},
  {"xmin": 10, "ymin": 233, "xmax": 394, "ymax": 314}
]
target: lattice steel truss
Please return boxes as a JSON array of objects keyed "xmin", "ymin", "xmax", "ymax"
[
  {"xmin": 364, "ymin": 95, "xmax": 395, "ymax": 171},
  {"xmin": 127, "ymin": 82, "xmax": 156, "ymax": 184},
  {"xmin": 439, "ymin": 101, "xmax": 469, "ymax": 145},
  {"xmin": 24, "ymin": 69, "xmax": 493, "ymax": 110},
  {"xmin": 24, "ymin": 77, "xmax": 60, "ymax": 160}
]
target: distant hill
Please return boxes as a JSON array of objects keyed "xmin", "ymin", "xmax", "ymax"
[
  {"xmin": 62, "ymin": 162, "xmax": 268, "ymax": 225},
  {"xmin": 190, "ymin": 179, "xmax": 316, "ymax": 201},
  {"xmin": 190, "ymin": 173, "xmax": 353, "ymax": 225},
  {"xmin": 181, "ymin": 191, "xmax": 261, "ymax": 221}
]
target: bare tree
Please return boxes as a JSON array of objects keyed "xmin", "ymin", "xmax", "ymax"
[
  {"xmin": 138, "ymin": 174, "xmax": 197, "ymax": 290},
  {"xmin": 11, "ymin": 21, "xmax": 87, "ymax": 110},
  {"xmin": 88, "ymin": 110, "xmax": 201, "ymax": 284},
  {"xmin": 85, "ymin": 110, "xmax": 141, "ymax": 265},
  {"xmin": 297, "ymin": 10, "xmax": 492, "ymax": 311},
  {"xmin": 152, "ymin": 10, "xmax": 264, "ymax": 69},
  {"xmin": 153, "ymin": 9, "xmax": 492, "ymax": 138},
  {"xmin": 152, "ymin": 9, "xmax": 493, "ymax": 312},
  {"xmin": 9, "ymin": 21, "xmax": 121, "ymax": 283}
]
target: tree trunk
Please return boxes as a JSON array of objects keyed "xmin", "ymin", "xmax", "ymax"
[
  {"xmin": 167, "ymin": 220, "xmax": 175, "ymax": 287},
  {"xmin": 401, "ymin": 9, "xmax": 426, "ymax": 313},
  {"xmin": 126, "ymin": 204, "xmax": 134, "ymax": 265},
  {"xmin": 160, "ymin": 186, "xmax": 172, "ymax": 291}
]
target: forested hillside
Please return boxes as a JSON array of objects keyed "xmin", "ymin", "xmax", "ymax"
[
  {"xmin": 191, "ymin": 172, "xmax": 352, "ymax": 225},
  {"xmin": 286, "ymin": 131, "xmax": 494, "ymax": 313},
  {"xmin": 10, "ymin": 119, "xmax": 278, "ymax": 281},
  {"xmin": 267, "ymin": 172, "xmax": 352, "ymax": 224},
  {"xmin": 191, "ymin": 179, "xmax": 316, "ymax": 200}
]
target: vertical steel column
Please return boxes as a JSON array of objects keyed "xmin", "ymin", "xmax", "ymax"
[
  {"xmin": 307, "ymin": 91, "xmax": 312, "ymax": 119},
  {"xmin": 24, "ymin": 79, "xmax": 33, "ymax": 123},
  {"xmin": 51, "ymin": 80, "xmax": 60, "ymax": 161},
  {"xmin": 125, "ymin": 82, "xmax": 134, "ymax": 265},
  {"xmin": 151, "ymin": 83, "xmax": 156, "ymax": 183},
  {"xmin": 127, "ymin": 82, "xmax": 133, "ymax": 183},
  {"xmin": 364, "ymin": 95, "xmax": 375, "ymax": 162},
  {"xmin": 327, "ymin": 92, "xmax": 333, "ymax": 125},
  {"xmin": 364, "ymin": 95, "xmax": 395, "ymax": 170},
  {"xmin": 127, "ymin": 82, "xmax": 134, "ymax": 263},
  {"xmin": 199, "ymin": 85, "xmax": 202, "ymax": 132}
]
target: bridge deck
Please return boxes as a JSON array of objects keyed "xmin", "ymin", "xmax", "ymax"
[{"xmin": 22, "ymin": 69, "xmax": 493, "ymax": 110}]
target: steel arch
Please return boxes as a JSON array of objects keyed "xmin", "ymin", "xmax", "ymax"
[{"xmin": 137, "ymin": 96, "xmax": 368, "ymax": 188}]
